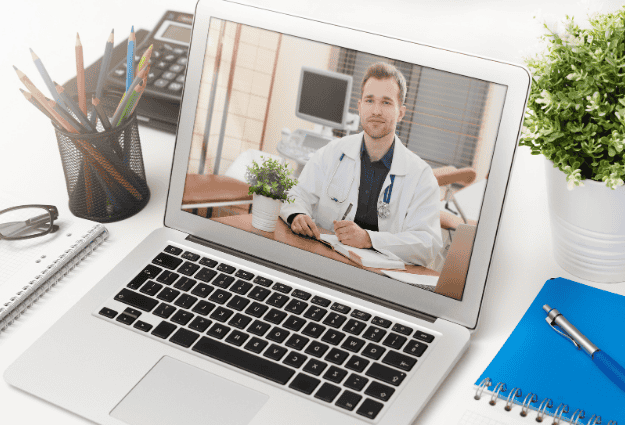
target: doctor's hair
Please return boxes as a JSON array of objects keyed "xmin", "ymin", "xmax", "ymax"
[{"xmin": 361, "ymin": 62, "xmax": 407, "ymax": 106}]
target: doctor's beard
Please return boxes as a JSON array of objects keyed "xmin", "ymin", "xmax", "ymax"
[{"xmin": 362, "ymin": 118, "xmax": 394, "ymax": 140}]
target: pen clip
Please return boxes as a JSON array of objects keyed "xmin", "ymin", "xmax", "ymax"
[{"xmin": 545, "ymin": 316, "xmax": 581, "ymax": 350}]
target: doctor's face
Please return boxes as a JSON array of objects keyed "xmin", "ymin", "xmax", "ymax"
[{"xmin": 358, "ymin": 77, "xmax": 406, "ymax": 141}]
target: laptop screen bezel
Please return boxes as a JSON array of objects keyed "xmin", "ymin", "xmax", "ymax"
[{"xmin": 165, "ymin": 0, "xmax": 530, "ymax": 330}]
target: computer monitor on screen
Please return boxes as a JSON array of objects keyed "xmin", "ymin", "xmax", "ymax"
[{"xmin": 295, "ymin": 67, "xmax": 354, "ymax": 133}]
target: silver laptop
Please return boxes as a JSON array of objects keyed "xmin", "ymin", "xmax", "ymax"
[{"xmin": 4, "ymin": 1, "xmax": 530, "ymax": 424}]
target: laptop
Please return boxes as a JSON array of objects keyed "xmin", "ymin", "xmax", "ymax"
[{"xmin": 4, "ymin": 1, "xmax": 530, "ymax": 424}]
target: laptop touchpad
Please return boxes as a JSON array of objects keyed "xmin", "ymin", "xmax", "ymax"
[{"xmin": 110, "ymin": 356, "xmax": 269, "ymax": 425}]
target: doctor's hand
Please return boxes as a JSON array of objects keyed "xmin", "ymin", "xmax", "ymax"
[
  {"xmin": 333, "ymin": 220, "xmax": 372, "ymax": 249},
  {"xmin": 291, "ymin": 214, "xmax": 321, "ymax": 239}
]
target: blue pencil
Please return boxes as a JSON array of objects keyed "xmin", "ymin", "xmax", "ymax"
[{"xmin": 126, "ymin": 26, "xmax": 135, "ymax": 92}]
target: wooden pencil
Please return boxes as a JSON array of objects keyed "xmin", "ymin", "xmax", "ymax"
[
  {"xmin": 20, "ymin": 88, "xmax": 56, "ymax": 122},
  {"xmin": 136, "ymin": 44, "xmax": 153, "ymax": 74},
  {"xmin": 90, "ymin": 29, "xmax": 114, "ymax": 126},
  {"xmin": 76, "ymin": 33, "xmax": 87, "ymax": 116},
  {"xmin": 14, "ymin": 66, "xmax": 78, "ymax": 133},
  {"xmin": 48, "ymin": 97, "xmax": 89, "ymax": 134},
  {"xmin": 54, "ymin": 82, "xmax": 95, "ymax": 132},
  {"xmin": 30, "ymin": 48, "xmax": 68, "ymax": 111},
  {"xmin": 91, "ymin": 96, "xmax": 111, "ymax": 131},
  {"xmin": 111, "ymin": 66, "xmax": 149, "ymax": 125},
  {"xmin": 127, "ymin": 61, "xmax": 151, "ymax": 118}
]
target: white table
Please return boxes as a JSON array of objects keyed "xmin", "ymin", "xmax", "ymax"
[{"xmin": 2, "ymin": 1, "xmax": 625, "ymax": 424}]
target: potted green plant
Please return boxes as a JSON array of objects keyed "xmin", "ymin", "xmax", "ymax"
[
  {"xmin": 520, "ymin": 6, "xmax": 625, "ymax": 282},
  {"xmin": 245, "ymin": 156, "xmax": 297, "ymax": 232}
]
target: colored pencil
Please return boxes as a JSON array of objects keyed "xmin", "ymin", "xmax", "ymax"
[
  {"xmin": 20, "ymin": 88, "xmax": 56, "ymax": 122},
  {"xmin": 30, "ymin": 48, "xmax": 68, "ymax": 111},
  {"xmin": 14, "ymin": 66, "xmax": 77, "ymax": 133},
  {"xmin": 137, "ymin": 44, "xmax": 153, "ymax": 74},
  {"xmin": 126, "ymin": 26, "xmax": 135, "ymax": 92},
  {"xmin": 91, "ymin": 96, "xmax": 111, "ymax": 131},
  {"xmin": 111, "ymin": 66, "xmax": 148, "ymax": 125},
  {"xmin": 54, "ymin": 82, "xmax": 95, "ymax": 132},
  {"xmin": 48, "ymin": 97, "xmax": 89, "ymax": 134},
  {"xmin": 90, "ymin": 29, "xmax": 114, "ymax": 126},
  {"xmin": 122, "ymin": 61, "xmax": 150, "ymax": 121},
  {"xmin": 75, "ymin": 33, "xmax": 87, "ymax": 116}
]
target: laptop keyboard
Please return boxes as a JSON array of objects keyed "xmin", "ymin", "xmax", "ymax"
[{"xmin": 95, "ymin": 244, "xmax": 437, "ymax": 421}]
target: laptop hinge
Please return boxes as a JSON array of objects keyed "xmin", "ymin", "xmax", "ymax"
[{"xmin": 187, "ymin": 234, "xmax": 437, "ymax": 324}]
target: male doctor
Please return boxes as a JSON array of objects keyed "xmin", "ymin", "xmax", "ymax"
[{"xmin": 280, "ymin": 62, "xmax": 442, "ymax": 267}]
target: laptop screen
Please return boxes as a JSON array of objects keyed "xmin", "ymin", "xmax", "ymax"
[{"xmin": 179, "ymin": 17, "xmax": 507, "ymax": 303}]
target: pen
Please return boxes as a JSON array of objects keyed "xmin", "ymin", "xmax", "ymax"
[
  {"xmin": 341, "ymin": 203, "xmax": 353, "ymax": 221},
  {"xmin": 543, "ymin": 304, "xmax": 625, "ymax": 393}
]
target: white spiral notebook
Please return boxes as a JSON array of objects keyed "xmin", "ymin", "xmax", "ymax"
[{"xmin": 0, "ymin": 201, "xmax": 109, "ymax": 332}]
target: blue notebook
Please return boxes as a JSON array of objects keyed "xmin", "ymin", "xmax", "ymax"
[{"xmin": 475, "ymin": 278, "xmax": 625, "ymax": 424}]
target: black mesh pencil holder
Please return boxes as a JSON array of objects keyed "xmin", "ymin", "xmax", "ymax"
[{"xmin": 54, "ymin": 112, "xmax": 150, "ymax": 222}]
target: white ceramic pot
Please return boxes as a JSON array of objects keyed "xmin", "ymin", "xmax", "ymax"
[
  {"xmin": 251, "ymin": 194, "xmax": 282, "ymax": 232},
  {"xmin": 545, "ymin": 158, "xmax": 625, "ymax": 283}
]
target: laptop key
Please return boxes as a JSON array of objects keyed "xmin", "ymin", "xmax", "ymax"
[
  {"xmin": 266, "ymin": 327, "xmax": 290, "ymax": 344},
  {"xmin": 253, "ymin": 276, "xmax": 273, "ymax": 287},
  {"xmin": 191, "ymin": 283, "xmax": 214, "ymax": 298},
  {"xmin": 382, "ymin": 333, "xmax": 407, "ymax": 350},
  {"xmin": 335, "ymin": 390, "xmax": 362, "ymax": 411},
  {"xmin": 231, "ymin": 280, "xmax": 253, "ymax": 295},
  {"xmin": 245, "ymin": 302, "xmax": 268, "ymax": 318},
  {"xmin": 170, "ymin": 328, "xmax": 200, "ymax": 348},
  {"xmin": 228, "ymin": 313, "xmax": 252, "ymax": 329},
  {"xmin": 292, "ymin": 289, "xmax": 311, "ymax": 300},
  {"xmin": 392, "ymin": 324, "xmax": 413, "ymax": 336},
  {"xmin": 98, "ymin": 307, "xmax": 118, "ymax": 318},
  {"xmin": 226, "ymin": 295, "xmax": 250, "ymax": 311},
  {"xmin": 284, "ymin": 299, "xmax": 308, "ymax": 315},
  {"xmin": 302, "ymin": 322, "xmax": 326, "ymax": 338},
  {"xmin": 283, "ymin": 315, "xmax": 306, "ymax": 331},
  {"xmin": 171, "ymin": 310, "xmax": 194, "ymax": 326},
  {"xmin": 303, "ymin": 306, "xmax": 327, "ymax": 322},
  {"xmin": 331, "ymin": 303, "xmax": 351, "ymax": 314},
  {"xmin": 311, "ymin": 296, "xmax": 331, "ymax": 307},
  {"xmin": 264, "ymin": 344, "xmax": 288, "ymax": 361},
  {"xmin": 139, "ymin": 281, "xmax": 163, "ymax": 296},
  {"xmin": 208, "ymin": 289, "xmax": 232, "ymax": 304},
  {"xmin": 303, "ymin": 358, "xmax": 328, "ymax": 376},
  {"xmin": 216, "ymin": 263, "xmax": 236, "ymax": 274},
  {"xmin": 314, "ymin": 382, "xmax": 341, "ymax": 402},
  {"xmin": 343, "ymin": 319, "xmax": 367, "ymax": 335},
  {"xmin": 403, "ymin": 340, "xmax": 428, "ymax": 357},
  {"xmin": 356, "ymin": 398, "xmax": 384, "ymax": 420},
  {"xmin": 115, "ymin": 288, "xmax": 159, "ymax": 312},
  {"xmin": 371, "ymin": 316, "xmax": 392, "ymax": 328},
  {"xmin": 173, "ymin": 277, "xmax": 196, "ymax": 292},
  {"xmin": 382, "ymin": 350, "xmax": 417, "ymax": 371},
  {"xmin": 195, "ymin": 267, "xmax": 217, "ymax": 283},
  {"xmin": 210, "ymin": 307, "xmax": 234, "ymax": 323},
  {"xmin": 157, "ymin": 287, "xmax": 180, "ymax": 303},
  {"xmin": 344, "ymin": 373, "xmax": 369, "ymax": 391},
  {"xmin": 213, "ymin": 274, "xmax": 235, "ymax": 288},
  {"xmin": 326, "ymin": 348, "xmax": 349, "ymax": 365},
  {"xmin": 181, "ymin": 251, "xmax": 200, "ymax": 262},
  {"xmin": 225, "ymin": 330, "xmax": 250, "ymax": 347},
  {"xmin": 266, "ymin": 292, "xmax": 289, "ymax": 308},
  {"xmin": 154, "ymin": 303, "xmax": 176, "ymax": 319},
  {"xmin": 345, "ymin": 355, "xmax": 370, "ymax": 373},
  {"xmin": 413, "ymin": 330, "xmax": 435, "ymax": 343},
  {"xmin": 234, "ymin": 269, "xmax": 254, "ymax": 280},
  {"xmin": 206, "ymin": 323, "xmax": 231, "ymax": 339},
  {"xmin": 365, "ymin": 381, "xmax": 395, "ymax": 401},
  {"xmin": 321, "ymin": 329, "xmax": 346, "ymax": 346},
  {"xmin": 244, "ymin": 337, "xmax": 268, "ymax": 354},
  {"xmin": 192, "ymin": 337, "xmax": 295, "ymax": 385},
  {"xmin": 272, "ymin": 283, "xmax": 292, "ymax": 294},
  {"xmin": 178, "ymin": 262, "xmax": 200, "ymax": 276},
  {"xmin": 362, "ymin": 325, "xmax": 387, "ymax": 342},
  {"xmin": 248, "ymin": 286, "xmax": 271, "ymax": 301},
  {"xmin": 248, "ymin": 320, "xmax": 271, "ymax": 336},
  {"xmin": 152, "ymin": 321, "xmax": 177, "ymax": 339},
  {"xmin": 116, "ymin": 313, "xmax": 136, "ymax": 325},
  {"xmin": 164, "ymin": 245, "xmax": 183, "ymax": 256},
  {"xmin": 265, "ymin": 308, "xmax": 287, "ymax": 324},
  {"xmin": 188, "ymin": 317, "xmax": 212, "ymax": 333},
  {"xmin": 152, "ymin": 252, "xmax": 183, "ymax": 270},
  {"xmin": 199, "ymin": 257, "xmax": 218, "ymax": 268},
  {"xmin": 289, "ymin": 373, "xmax": 320, "ymax": 395},
  {"xmin": 283, "ymin": 351, "xmax": 308, "ymax": 368},
  {"xmin": 133, "ymin": 321, "xmax": 153, "ymax": 332},
  {"xmin": 174, "ymin": 294, "xmax": 198, "ymax": 309},
  {"xmin": 192, "ymin": 300, "xmax": 215, "ymax": 316},
  {"xmin": 305, "ymin": 341, "xmax": 329, "ymax": 357},
  {"xmin": 324, "ymin": 366, "xmax": 348, "ymax": 383},
  {"xmin": 351, "ymin": 310, "xmax": 371, "ymax": 321},
  {"xmin": 342, "ymin": 336, "xmax": 366, "ymax": 353},
  {"xmin": 323, "ymin": 313, "xmax": 347, "ymax": 328},
  {"xmin": 365, "ymin": 363, "xmax": 406, "ymax": 386},
  {"xmin": 361, "ymin": 343, "xmax": 386, "ymax": 360},
  {"xmin": 285, "ymin": 334, "xmax": 309, "ymax": 350},
  {"xmin": 127, "ymin": 264, "xmax": 162, "ymax": 289}
]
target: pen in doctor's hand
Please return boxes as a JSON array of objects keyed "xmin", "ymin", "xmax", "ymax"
[
  {"xmin": 543, "ymin": 304, "xmax": 625, "ymax": 393},
  {"xmin": 341, "ymin": 203, "xmax": 353, "ymax": 221}
]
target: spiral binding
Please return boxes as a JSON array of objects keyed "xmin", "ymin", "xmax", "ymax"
[
  {"xmin": 0, "ymin": 225, "xmax": 109, "ymax": 332},
  {"xmin": 474, "ymin": 378, "xmax": 618, "ymax": 425}
]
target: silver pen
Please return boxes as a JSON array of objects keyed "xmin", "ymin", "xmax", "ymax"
[{"xmin": 341, "ymin": 203, "xmax": 353, "ymax": 221}]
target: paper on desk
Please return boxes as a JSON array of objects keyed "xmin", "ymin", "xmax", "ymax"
[
  {"xmin": 319, "ymin": 234, "xmax": 405, "ymax": 270},
  {"xmin": 381, "ymin": 270, "xmax": 439, "ymax": 287}
]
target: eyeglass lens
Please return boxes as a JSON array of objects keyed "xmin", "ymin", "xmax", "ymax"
[{"xmin": 0, "ymin": 207, "xmax": 53, "ymax": 239}]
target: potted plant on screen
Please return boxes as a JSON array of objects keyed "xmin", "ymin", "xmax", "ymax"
[
  {"xmin": 245, "ymin": 157, "xmax": 297, "ymax": 232},
  {"xmin": 520, "ymin": 6, "xmax": 625, "ymax": 283}
]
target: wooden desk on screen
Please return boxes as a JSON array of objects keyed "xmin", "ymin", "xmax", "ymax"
[{"xmin": 212, "ymin": 214, "xmax": 468, "ymax": 298}]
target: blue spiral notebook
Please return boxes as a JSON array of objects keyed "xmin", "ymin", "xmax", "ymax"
[{"xmin": 473, "ymin": 278, "xmax": 625, "ymax": 424}]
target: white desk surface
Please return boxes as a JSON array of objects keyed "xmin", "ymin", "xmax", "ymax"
[{"xmin": 2, "ymin": 1, "xmax": 625, "ymax": 424}]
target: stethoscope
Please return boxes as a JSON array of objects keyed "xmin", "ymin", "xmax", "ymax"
[{"xmin": 327, "ymin": 153, "xmax": 396, "ymax": 219}]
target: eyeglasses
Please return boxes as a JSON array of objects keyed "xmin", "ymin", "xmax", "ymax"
[{"xmin": 0, "ymin": 205, "xmax": 60, "ymax": 241}]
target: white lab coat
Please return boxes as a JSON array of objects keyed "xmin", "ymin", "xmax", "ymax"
[{"xmin": 280, "ymin": 132, "xmax": 443, "ymax": 267}]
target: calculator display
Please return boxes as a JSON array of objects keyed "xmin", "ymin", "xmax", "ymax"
[{"xmin": 162, "ymin": 24, "xmax": 191, "ymax": 44}]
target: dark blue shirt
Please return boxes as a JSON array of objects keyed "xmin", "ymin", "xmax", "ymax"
[{"xmin": 354, "ymin": 139, "xmax": 394, "ymax": 232}]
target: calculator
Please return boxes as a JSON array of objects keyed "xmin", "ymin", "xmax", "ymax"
[{"xmin": 104, "ymin": 10, "xmax": 193, "ymax": 132}]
